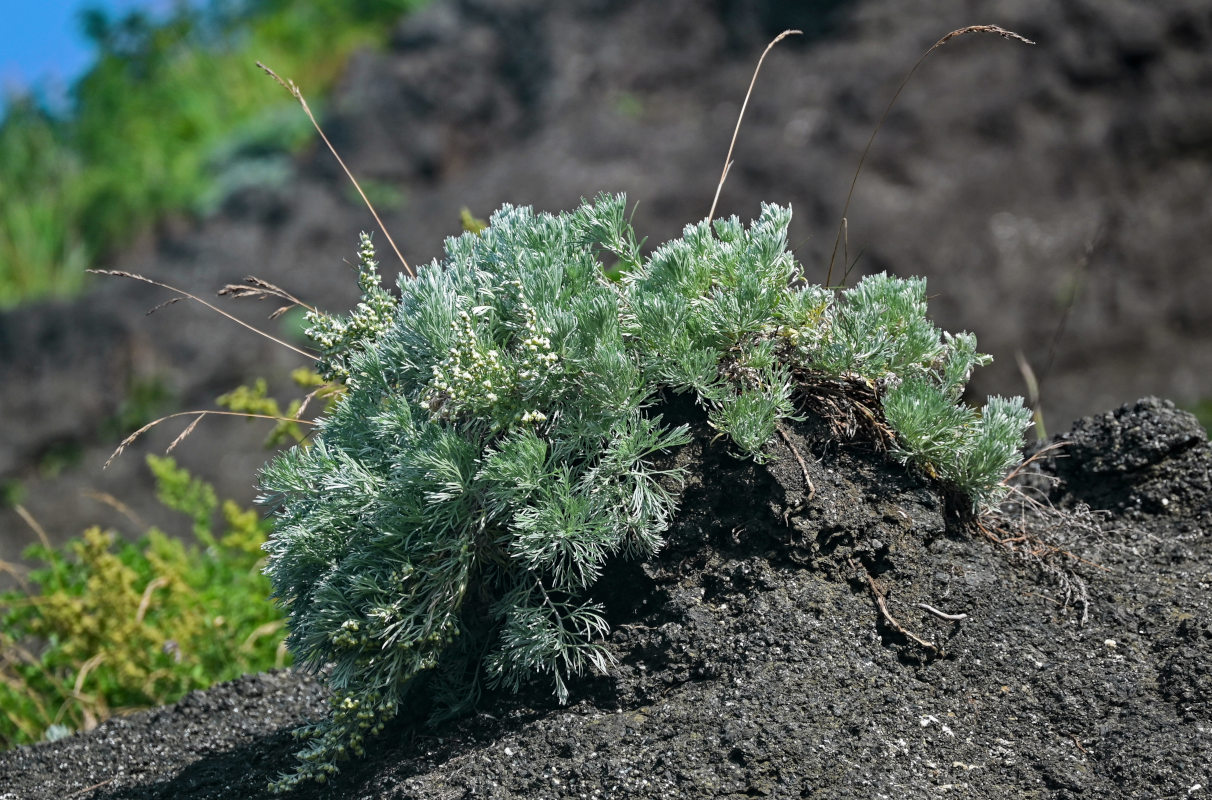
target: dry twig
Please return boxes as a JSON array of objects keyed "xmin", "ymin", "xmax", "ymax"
[
  {"xmin": 791, "ymin": 368, "xmax": 897, "ymax": 448},
  {"xmin": 916, "ymin": 602, "xmax": 968, "ymax": 622},
  {"xmin": 875, "ymin": 592, "xmax": 938, "ymax": 652},
  {"xmin": 64, "ymin": 777, "xmax": 116, "ymax": 799},
  {"xmin": 853, "ymin": 560, "xmax": 940, "ymax": 655},
  {"xmin": 776, "ymin": 422, "xmax": 815, "ymax": 500},
  {"xmin": 982, "ymin": 463, "xmax": 1112, "ymax": 625}
]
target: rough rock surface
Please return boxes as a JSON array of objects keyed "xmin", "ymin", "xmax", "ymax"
[
  {"xmin": 3, "ymin": 0, "xmax": 1211, "ymax": 567},
  {"xmin": 1, "ymin": 397, "xmax": 1209, "ymax": 799}
]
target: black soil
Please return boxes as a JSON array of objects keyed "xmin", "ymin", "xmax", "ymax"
[{"xmin": 3, "ymin": 396, "xmax": 1209, "ymax": 799}]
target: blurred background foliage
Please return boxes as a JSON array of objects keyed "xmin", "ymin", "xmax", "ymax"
[
  {"xmin": 0, "ymin": 0, "xmax": 427, "ymax": 308},
  {"xmin": 0, "ymin": 457, "xmax": 288, "ymax": 748}
]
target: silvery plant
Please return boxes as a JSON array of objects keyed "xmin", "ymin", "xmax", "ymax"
[{"xmin": 259, "ymin": 194, "xmax": 1030, "ymax": 790}]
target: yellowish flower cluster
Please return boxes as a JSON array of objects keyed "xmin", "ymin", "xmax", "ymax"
[
  {"xmin": 420, "ymin": 297, "xmax": 559, "ymax": 429},
  {"xmin": 420, "ymin": 308, "xmax": 510, "ymax": 421}
]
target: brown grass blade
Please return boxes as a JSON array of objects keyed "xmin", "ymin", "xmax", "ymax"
[
  {"xmin": 825, "ymin": 25, "xmax": 1035, "ymax": 285},
  {"xmin": 90, "ymin": 270, "xmax": 315, "ymax": 358},
  {"xmin": 295, "ymin": 383, "xmax": 340, "ymax": 419},
  {"xmin": 707, "ymin": 29, "xmax": 802, "ymax": 223},
  {"xmin": 0, "ymin": 558, "xmax": 30, "ymax": 591},
  {"xmin": 1015, "ymin": 349, "xmax": 1049, "ymax": 441},
  {"xmin": 240, "ymin": 619, "xmax": 286, "ymax": 652},
  {"xmin": 146, "ymin": 297, "xmax": 184, "ymax": 315},
  {"xmin": 82, "ymin": 490, "xmax": 147, "ymax": 530},
  {"xmin": 165, "ymin": 413, "xmax": 205, "ymax": 456},
  {"xmin": 104, "ymin": 410, "xmax": 317, "ymax": 469},
  {"xmin": 218, "ymin": 276, "xmax": 317, "ymax": 315},
  {"xmin": 71, "ymin": 653, "xmax": 106, "ymax": 700},
  {"xmin": 1003, "ymin": 440, "xmax": 1069, "ymax": 484},
  {"xmin": 14, "ymin": 504, "xmax": 52, "ymax": 551},
  {"xmin": 134, "ymin": 576, "xmax": 170, "ymax": 624},
  {"xmin": 257, "ymin": 61, "xmax": 414, "ymax": 278}
]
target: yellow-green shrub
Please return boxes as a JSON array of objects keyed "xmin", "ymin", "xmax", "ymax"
[{"xmin": 0, "ymin": 456, "xmax": 287, "ymax": 748}]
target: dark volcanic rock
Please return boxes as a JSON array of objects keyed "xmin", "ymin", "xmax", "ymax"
[
  {"xmin": 1, "ymin": 398, "xmax": 1209, "ymax": 799},
  {"xmin": 1051, "ymin": 396, "xmax": 1212, "ymax": 516}
]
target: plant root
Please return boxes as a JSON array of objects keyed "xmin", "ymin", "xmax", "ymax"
[{"xmin": 851, "ymin": 558, "xmax": 941, "ymax": 657}]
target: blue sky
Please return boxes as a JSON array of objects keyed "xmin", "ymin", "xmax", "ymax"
[{"xmin": 1, "ymin": 0, "xmax": 178, "ymax": 104}]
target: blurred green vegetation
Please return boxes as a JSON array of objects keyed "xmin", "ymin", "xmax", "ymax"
[
  {"xmin": 0, "ymin": 455, "xmax": 288, "ymax": 748},
  {"xmin": 1186, "ymin": 398, "xmax": 1212, "ymax": 434},
  {"xmin": 101, "ymin": 375, "xmax": 176, "ymax": 441},
  {"xmin": 0, "ymin": 0, "xmax": 428, "ymax": 308}
]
